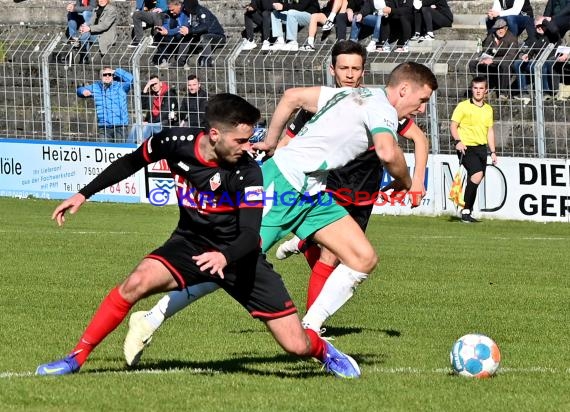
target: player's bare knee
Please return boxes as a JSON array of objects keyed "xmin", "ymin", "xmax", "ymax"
[
  {"xmin": 120, "ymin": 270, "xmax": 151, "ymax": 302},
  {"xmin": 353, "ymin": 247, "xmax": 377, "ymax": 273}
]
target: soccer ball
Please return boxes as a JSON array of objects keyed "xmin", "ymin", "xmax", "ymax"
[{"xmin": 450, "ymin": 334, "xmax": 501, "ymax": 378}]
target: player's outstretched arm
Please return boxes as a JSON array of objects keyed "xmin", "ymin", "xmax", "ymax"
[
  {"xmin": 373, "ymin": 131, "xmax": 412, "ymax": 191},
  {"xmin": 52, "ymin": 193, "xmax": 87, "ymax": 227},
  {"xmin": 401, "ymin": 122, "xmax": 428, "ymax": 207},
  {"xmin": 258, "ymin": 86, "xmax": 322, "ymax": 155}
]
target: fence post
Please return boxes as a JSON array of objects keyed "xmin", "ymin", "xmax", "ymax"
[
  {"xmin": 428, "ymin": 44, "xmax": 445, "ymax": 155},
  {"xmin": 534, "ymin": 43, "xmax": 554, "ymax": 158},
  {"xmin": 131, "ymin": 37, "xmax": 150, "ymax": 144},
  {"xmin": 227, "ymin": 41, "xmax": 242, "ymax": 94},
  {"xmin": 40, "ymin": 33, "xmax": 63, "ymax": 141}
]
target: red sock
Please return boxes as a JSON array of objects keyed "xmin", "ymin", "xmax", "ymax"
[
  {"xmin": 305, "ymin": 328, "xmax": 326, "ymax": 361},
  {"xmin": 306, "ymin": 261, "xmax": 335, "ymax": 311},
  {"xmin": 303, "ymin": 243, "xmax": 321, "ymax": 269},
  {"xmin": 72, "ymin": 286, "xmax": 133, "ymax": 365}
]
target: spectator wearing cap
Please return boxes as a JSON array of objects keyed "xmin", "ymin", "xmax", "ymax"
[
  {"xmin": 486, "ymin": 0, "xmax": 537, "ymax": 44},
  {"xmin": 77, "ymin": 66, "xmax": 133, "ymax": 143},
  {"xmin": 468, "ymin": 18, "xmax": 519, "ymax": 99}
]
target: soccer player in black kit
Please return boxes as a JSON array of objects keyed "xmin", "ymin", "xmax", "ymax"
[{"xmin": 36, "ymin": 93, "xmax": 360, "ymax": 379}]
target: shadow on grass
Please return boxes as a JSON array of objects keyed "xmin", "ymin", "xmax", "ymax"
[{"xmin": 87, "ymin": 351, "xmax": 386, "ymax": 379}]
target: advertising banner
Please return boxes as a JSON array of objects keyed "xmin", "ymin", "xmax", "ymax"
[{"xmin": 0, "ymin": 139, "xmax": 140, "ymax": 202}]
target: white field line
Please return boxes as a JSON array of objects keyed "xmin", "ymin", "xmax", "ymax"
[{"xmin": 2, "ymin": 366, "xmax": 569, "ymax": 379}]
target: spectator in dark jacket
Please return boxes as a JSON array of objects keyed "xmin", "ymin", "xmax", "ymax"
[
  {"xmin": 241, "ymin": 0, "xmax": 275, "ymax": 51},
  {"xmin": 543, "ymin": 0, "xmax": 570, "ymax": 17},
  {"xmin": 127, "ymin": 75, "xmax": 178, "ymax": 143},
  {"xmin": 152, "ymin": 0, "xmax": 190, "ymax": 67},
  {"xmin": 177, "ymin": 0, "xmax": 226, "ymax": 67},
  {"xmin": 179, "ymin": 75, "xmax": 208, "ymax": 127},
  {"xmin": 269, "ymin": 0, "xmax": 320, "ymax": 51},
  {"xmin": 349, "ymin": 0, "xmax": 386, "ymax": 52},
  {"xmin": 468, "ymin": 18, "xmax": 519, "ymax": 99},
  {"xmin": 411, "ymin": 0, "xmax": 453, "ymax": 41},
  {"xmin": 379, "ymin": 0, "xmax": 414, "ymax": 52},
  {"xmin": 77, "ymin": 66, "xmax": 133, "ymax": 143}
]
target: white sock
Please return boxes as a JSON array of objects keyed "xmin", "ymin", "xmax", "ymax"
[
  {"xmin": 302, "ymin": 264, "xmax": 368, "ymax": 332},
  {"xmin": 327, "ymin": 12, "xmax": 336, "ymax": 21},
  {"xmin": 145, "ymin": 282, "xmax": 220, "ymax": 330},
  {"xmin": 307, "ymin": 36, "xmax": 315, "ymax": 46}
]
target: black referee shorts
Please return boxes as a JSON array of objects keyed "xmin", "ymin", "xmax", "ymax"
[
  {"xmin": 459, "ymin": 145, "xmax": 488, "ymax": 177},
  {"xmin": 147, "ymin": 233, "xmax": 297, "ymax": 320}
]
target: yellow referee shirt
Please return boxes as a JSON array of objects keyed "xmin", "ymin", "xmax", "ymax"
[{"xmin": 451, "ymin": 99, "xmax": 493, "ymax": 146}]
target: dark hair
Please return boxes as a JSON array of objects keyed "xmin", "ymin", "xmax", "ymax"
[
  {"xmin": 331, "ymin": 40, "xmax": 367, "ymax": 67},
  {"xmin": 387, "ymin": 62, "xmax": 438, "ymax": 91},
  {"xmin": 471, "ymin": 76, "xmax": 487, "ymax": 87},
  {"xmin": 205, "ymin": 93, "xmax": 260, "ymax": 131},
  {"xmin": 187, "ymin": 74, "xmax": 198, "ymax": 81}
]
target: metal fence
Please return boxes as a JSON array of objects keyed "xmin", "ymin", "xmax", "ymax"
[{"xmin": 0, "ymin": 29, "xmax": 569, "ymax": 158}]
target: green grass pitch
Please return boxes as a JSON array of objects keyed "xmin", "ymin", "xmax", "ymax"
[{"xmin": 0, "ymin": 197, "xmax": 568, "ymax": 411}]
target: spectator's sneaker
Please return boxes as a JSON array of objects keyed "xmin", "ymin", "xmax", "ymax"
[
  {"xmin": 515, "ymin": 92, "xmax": 531, "ymax": 100},
  {"xmin": 269, "ymin": 39, "xmax": 285, "ymax": 51},
  {"xmin": 394, "ymin": 45, "xmax": 409, "ymax": 53},
  {"xmin": 281, "ymin": 41, "xmax": 299, "ymax": 51},
  {"xmin": 36, "ymin": 353, "xmax": 80, "ymax": 376},
  {"xmin": 419, "ymin": 33, "xmax": 435, "ymax": 42},
  {"xmin": 461, "ymin": 210, "xmax": 479, "ymax": 223},
  {"xmin": 322, "ymin": 19, "xmax": 335, "ymax": 31},
  {"xmin": 300, "ymin": 42, "xmax": 315, "ymax": 51},
  {"xmin": 365, "ymin": 40, "xmax": 377, "ymax": 52},
  {"xmin": 261, "ymin": 40, "xmax": 271, "ymax": 51},
  {"xmin": 322, "ymin": 341, "xmax": 361, "ymax": 379},
  {"xmin": 275, "ymin": 236, "xmax": 301, "ymax": 260},
  {"xmin": 378, "ymin": 42, "xmax": 391, "ymax": 53},
  {"xmin": 498, "ymin": 93, "xmax": 509, "ymax": 101},
  {"xmin": 410, "ymin": 32, "xmax": 421, "ymax": 41},
  {"xmin": 70, "ymin": 37, "xmax": 80, "ymax": 49},
  {"xmin": 241, "ymin": 39, "xmax": 257, "ymax": 51},
  {"xmin": 155, "ymin": 61, "xmax": 170, "ymax": 69},
  {"xmin": 543, "ymin": 94, "xmax": 553, "ymax": 102},
  {"xmin": 128, "ymin": 41, "xmax": 140, "ymax": 48},
  {"xmin": 124, "ymin": 311, "xmax": 155, "ymax": 367}
]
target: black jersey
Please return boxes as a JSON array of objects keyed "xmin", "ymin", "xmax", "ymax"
[
  {"xmin": 286, "ymin": 109, "xmax": 413, "ymax": 205},
  {"xmin": 79, "ymin": 127, "xmax": 264, "ymax": 263}
]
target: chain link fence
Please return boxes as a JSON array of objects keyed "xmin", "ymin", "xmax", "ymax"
[{"xmin": 0, "ymin": 29, "xmax": 569, "ymax": 158}]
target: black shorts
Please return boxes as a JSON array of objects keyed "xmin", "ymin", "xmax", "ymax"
[
  {"xmin": 459, "ymin": 145, "xmax": 488, "ymax": 177},
  {"xmin": 147, "ymin": 233, "xmax": 297, "ymax": 320},
  {"xmin": 345, "ymin": 203, "xmax": 374, "ymax": 232}
]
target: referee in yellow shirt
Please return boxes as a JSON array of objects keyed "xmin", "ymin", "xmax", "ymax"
[{"xmin": 450, "ymin": 76, "xmax": 498, "ymax": 223}]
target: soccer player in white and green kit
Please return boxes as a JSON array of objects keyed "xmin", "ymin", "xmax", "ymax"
[{"xmin": 123, "ymin": 61, "xmax": 438, "ymax": 366}]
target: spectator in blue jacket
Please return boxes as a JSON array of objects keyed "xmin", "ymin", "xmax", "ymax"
[
  {"xmin": 151, "ymin": 0, "xmax": 190, "ymax": 68},
  {"xmin": 77, "ymin": 67, "xmax": 133, "ymax": 143},
  {"xmin": 177, "ymin": 0, "xmax": 226, "ymax": 67}
]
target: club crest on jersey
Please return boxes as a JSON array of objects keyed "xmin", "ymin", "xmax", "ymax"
[{"xmin": 209, "ymin": 172, "xmax": 221, "ymax": 191}]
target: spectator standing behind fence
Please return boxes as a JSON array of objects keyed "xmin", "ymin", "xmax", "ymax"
[
  {"xmin": 450, "ymin": 76, "xmax": 498, "ymax": 223},
  {"xmin": 486, "ymin": 0, "xmax": 537, "ymax": 44},
  {"xmin": 129, "ymin": 0, "xmax": 168, "ymax": 48},
  {"xmin": 410, "ymin": 0, "xmax": 453, "ymax": 42},
  {"xmin": 66, "ymin": 0, "xmax": 96, "ymax": 45},
  {"xmin": 77, "ymin": 67, "xmax": 133, "ymax": 143},
  {"xmin": 78, "ymin": 0, "xmax": 118, "ymax": 64},
  {"xmin": 152, "ymin": 0, "xmax": 190, "ymax": 68},
  {"xmin": 269, "ymin": 0, "xmax": 320, "ymax": 51},
  {"xmin": 468, "ymin": 18, "xmax": 518, "ymax": 100},
  {"xmin": 127, "ymin": 75, "xmax": 178, "ymax": 144},
  {"xmin": 178, "ymin": 75, "xmax": 208, "ymax": 127},
  {"xmin": 241, "ymin": 0, "xmax": 275, "ymax": 51},
  {"xmin": 177, "ymin": 0, "xmax": 226, "ymax": 68}
]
